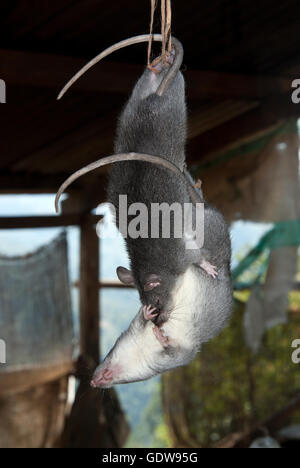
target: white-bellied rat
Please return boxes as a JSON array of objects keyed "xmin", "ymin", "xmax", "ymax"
[
  {"xmin": 54, "ymin": 36, "xmax": 232, "ymax": 387},
  {"xmin": 91, "ymin": 41, "xmax": 232, "ymax": 388}
]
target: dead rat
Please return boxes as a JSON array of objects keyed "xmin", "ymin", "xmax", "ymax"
[{"xmin": 55, "ymin": 36, "xmax": 232, "ymax": 387}]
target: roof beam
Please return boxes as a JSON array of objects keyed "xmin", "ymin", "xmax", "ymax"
[
  {"xmin": 0, "ymin": 49, "xmax": 294, "ymax": 100},
  {"xmin": 0, "ymin": 173, "xmax": 72, "ymax": 193},
  {"xmin": 9, "ymin": 93, "xmax": 299, "ymax": 178},
  {"xmin": 0, "ymin": 214, "xmax": 101, "ymax": 229},
  {"xmin": 0, "ymin": 49, "xmax": 141, "ymax": 97},
  {"xmin": 11, "ymin": 111, "xmax": 118, "ymax": 173},
  {"xmin": 187, "ymin": 94, "xmax": 300, "ymax": 163},
  {"xmin": 185, "ymin": 69, "xmax": 292, "ymax": 100}
]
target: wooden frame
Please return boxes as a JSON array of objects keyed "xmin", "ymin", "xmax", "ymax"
[{"xmin": 0, "ymin": 214, "xmax": 100, "ymax": 229}]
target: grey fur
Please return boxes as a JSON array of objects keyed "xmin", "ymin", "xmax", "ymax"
[{"xmin": 108, "ymin": 67, "xmax": 191, "ymax": 315}]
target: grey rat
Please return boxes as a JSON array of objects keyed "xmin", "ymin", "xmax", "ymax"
[{"xmin": 91, "ymin": 52, "xmax": 233, "ymax": 388}]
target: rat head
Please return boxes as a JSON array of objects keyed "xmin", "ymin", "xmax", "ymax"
[
  {"xmin": 91, "ymin": 306, "xmax": 198, "ymax": 389},
  {"xmin": 91, "ymin": 311, "xmax": 172, "ymax": 388},
  {"xmin": 116, "ymin": 266, "xmax": 177, "ymax": 314},
  {"xmin": 91, "ymin": 267, "xmax": 201, "ymax": 389}
]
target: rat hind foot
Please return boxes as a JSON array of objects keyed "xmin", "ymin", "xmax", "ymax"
[
  {"xmin": 200, "ymin": 260, "xmax": 218, "ymax": 279},
  {"xmin": 194, "ymin": 179, "xmax": 202, "ymax": 189},
  {"xmin": 153, "ymin": 325, "xmax": 169, "ymax": 348},
  {"xmin": 148, "ymin": 48, "xmax": 175, "ymax": 74},
  {"xmin": 143, "ymin": 305, "xmax": 158, "ymax": 321}
]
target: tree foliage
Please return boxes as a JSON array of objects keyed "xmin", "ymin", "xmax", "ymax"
[{"xmin": 163, "ymin": 299, "xmax": 300, "ymax": 448}]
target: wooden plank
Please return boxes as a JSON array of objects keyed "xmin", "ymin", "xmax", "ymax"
[
  {"xmin": 79, "ymin": 216, "xmax": 100, "ymax": 364},
  {"xmin": 187, "ymin": 92, "xmax": 300, "ymax": 164},
  {"xmin": 185, "ymin": 69, "xmax": 293, "ymax": 100},
  {"xmin": 0, "ymin": 214, "xmax": 101, "ymax": 229},
  {"xmin": 187, "ymin": 100, "xmax": 259, "ymax": 139},
  {"xmin": 0, "ymin": 361, "xmax": 74, "ymax": 396},
  {"xmin": 0, "ymin": 92, "xmax": 120, "ymax": 172},
  {"xmin": 73, "ymin": 280, "xmax": 134, "ymax": 289},
  {"xmin": 98, "ymin": 280, "xmax": 134, "ymax": 289},
  {"xmin": 12, "ymin": 111, "xmax": 118, "ymax": 174}
]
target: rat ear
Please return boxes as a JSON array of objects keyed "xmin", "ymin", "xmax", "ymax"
[
  {"xmin": 144, "ymin": 274, "xmax": 161, "ymax": 292},
  {"xmin": 117, "ymin": 266, "xmax": 135, "ymax": 285}
]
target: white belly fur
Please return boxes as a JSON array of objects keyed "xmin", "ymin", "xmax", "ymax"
[
  {"xmin": 129, "ymin": 266, "xmax": 202, "ymax": 359},
  {"xmin": 161, "ymin": 265, "xmax": 204, "ymax": 350}
]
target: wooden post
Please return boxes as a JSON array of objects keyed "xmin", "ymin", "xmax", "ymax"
[{"xmin": 79, "ymin": 216, "xmax": 100, "ymax": 364}]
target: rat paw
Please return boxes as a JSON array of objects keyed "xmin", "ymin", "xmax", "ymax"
[
  {"xmin": 143, "ymin": 304, "xmax": 158, "ymax": 321},
  {"xmin": 153, "ymin": 325, "xmax": 169, "ymax": 348},
  {"xmin": 200, "ymin": 260, "xmax": 219, "ymax": 279}
]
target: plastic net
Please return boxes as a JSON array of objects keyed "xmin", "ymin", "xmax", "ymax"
[{"xmin": 0, "ymin": 232, "xmax": 73, "ymax": 372}]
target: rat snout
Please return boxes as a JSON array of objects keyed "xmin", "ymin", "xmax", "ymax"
[
  {"xmin": 91, "ymin": 362, "xmax": 122, "ymax": 389},
  {"xmin": 153, "ymin": 297, "xmax": 165, "ymax": 317},
  {"xmin": 91, "ymin": 367, "xmax": 113, "ymax": 388}
]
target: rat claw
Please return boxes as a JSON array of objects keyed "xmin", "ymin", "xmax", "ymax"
[
  {"xmin": 143, "ymin": 304, "xmax": 158, "ymax": 321},
  {"xmin": 200, "ymin": 260, "xmax": 219, "ymax": 279},
  {"xmin": 153, "ymin": 325, "xmax": 169, "ymax": 348}
]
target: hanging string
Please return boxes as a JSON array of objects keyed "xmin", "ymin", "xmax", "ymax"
[
  {"xmin": 148, "ymin": 0, "xmax": 172, "ymax": 67},
  {"xmin": 161, "ymin": 0, "xmax": 167, "ymax": 61},
  {"xmin": 166, "ymin": 0, "xmax": 172, "ymax": 54},
  {"xmin": 162, "ymin": 0, "xmax": 172, "ymax": 62},
  {"xmin": 147, "ymin": 0, "xmax": 157, "ymax": 66}
]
